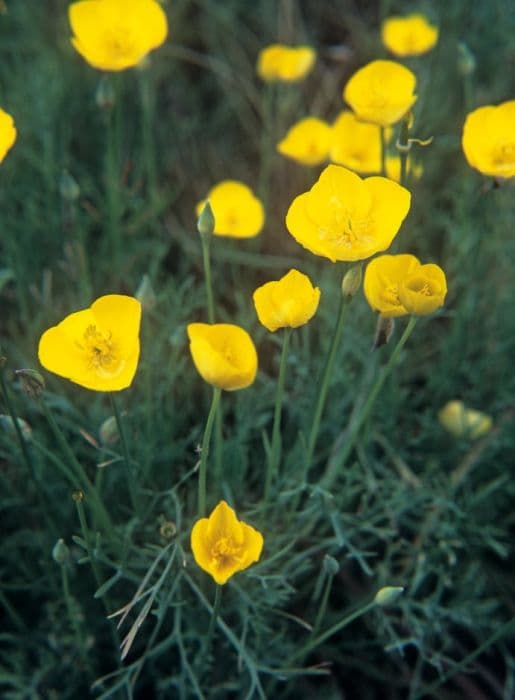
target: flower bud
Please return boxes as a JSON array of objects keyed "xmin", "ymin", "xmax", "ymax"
[
  {"xmin": 374, "ymin": 586, "xmax": 404, "ymax": 606},
  {"xmin": 99, "ymin": 415, "xmax": 119, "ymax": 446},
  {"xmin": 341, "ymin": 265, "xmax": 362, "ymax": 298},
  {"xmin": 14, "ymin": 368, "xmax": 45, "ymax": 398},
  {"xmin": 457, "ymin": 42, "xmax": 476, "ymax": 76},
  {"xmin": 438, "ymin": 400, "xmax": 492, "ymax": 439},
  {"xmin": 197, "ymin": 200, "xmax": 215, "ymax": 239},
  {"xmin": 52, "ymin": 538, "xmax": 70, "ymax": 565},
  {"xmin": 373, "ymin": 315, "xmax": 395, "ymax": 349},
  {"xmin": 59, "ymin": 170, "xmax": 80, "ymax": 201},
  {"xmin": 95, "ymin": 76, "xmax": 115, "ymax": 110},
  {"xmin": 0, "ymin": 414, "xmax": 32, "ymax": 441},
  {"xmin": 322, "ymin": 554, "xmax": 340, "ymax": 577},
  {"xmin": 135, "ymin": 274, "xmax": 157, "ymax": 312},
  {"xmin": 159, "ymin": 519, "xmax": 177, "ymax": 540}
]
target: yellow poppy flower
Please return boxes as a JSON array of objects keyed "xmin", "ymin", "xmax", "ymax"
[
  {"xmin": 191, "ymin": 500, "xmax": 263, "ymax": 585},
  {"xmin": 343, "ymin": 60, "xmax": 417, "ymax": 127},
  {"xmin": 196, "ymin": 181, "xmax": 265, "ymax": 238},
  {"xmin": 385, "ymin": 155, "xmax": 424, "ymax": 183},
  {"xmin": 438, "ymin": 401, "xmax": 492, "ymax": 439},
  {"xmin": 257, "ymin": 44, "xmax": 315, "ymax": 82},
  {"xmin": 0, "ymin": 108, "xmax": 16, "ymax": 163},
  {"xmin": 38, "ymin": 295, "xmax": 141, "ymax": 391},
  {"xmin": 277, "ymin": 117, "xmax": 332, "ymax": 166},
  {"xmin": 285, "ymin": 164, "xmax": 411, "ymax": 262},
  {"xmin": 68, "ymin": 0, "xmax": 168, "ymax": 72},
  {"xmin": 462, "ymin": 101, "xmax": 515, "ymax": 179},
  {"xmin": 187, "ymin": 323, "xmax": 258, "ymax": 391},
  {"xmin": 364, "ymin": 254, "xmax": 421, "ymax": 317},
  {"xmin": 398, "ymin": 263, "xmax": 447, "ymax": 315},
  {"xmin": 253, "ymin": 269, "xmax": 321, "ymax": 332},
  {"xmin": 330, "ymin": 110, "xmax": 383, "ymax": 174},
  {"xmin": 381, "ymin": 14, "xmax": 439, "ymax": 57}
]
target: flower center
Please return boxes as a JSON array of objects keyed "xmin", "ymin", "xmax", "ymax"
[
  {"xmin": 211, "ymin": 536, "xmax": 243, "ymax": 566},
  {"xmin": 493, "ymin": 141, "xmax": 515, "ymax": 170},
  {"xmin": 383, "ymin": 284, "xmax": 401, "ymax": 306},
  {"xmin": 408, "ymin": 279, "xmax": 432, "ymax": 296},
  {"xmin": 82, "ymin": 325, "xmax": 117, "ymax": 370},
  {"xmin": 103, "ymin": 28, "xmax": 136, "ymax": 60}
]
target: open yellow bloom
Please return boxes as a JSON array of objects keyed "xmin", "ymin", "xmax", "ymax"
[
  {"xmin": 398, "ymin": 263, "xmax": 447, "ymax": 315},
  {"xmin": 462, "ymin": 101, "xmax": 515, "ymax": 179},
  {"xmin": 38, "ymin": 295, "xmax": 141, "ymax": 391},
  {"xmin": 344, "ymin": 60, "xmax": 417, "ymax": 127},
  {"xmin": 187, "ymin": 323, "xmax": 257, "ymax": 391},
  {"xmin": 191, "ymin": 500, "xmax": 263, "ymax": 585},
  {"xmin": 277, "ymin": 117, "xmax": 331, "ymax": 166},
  {"xmin": 69, "ymin": 0, "xmax": 168, "ymax": 71},
  {"xmin": 253, "ymin": 269, "xmax": 321, "ymax": 332},
  {"xmin": 257, "ymin": 44, "xmax": 315, "ymax": 82},
  {"xmin": 381, "ymin": 14, "xmax": 439, "ymax": 57},
  {"xmin": 196, "ymin": 181, "xmax": 265, "ymax": 238},
  {"xmin": 0, "ymin": 108, "xmax": 16, "ymax": 163},
  {"xmin": 364, "ymin": 254, "xmax": 421, "ymax": 317},
  {"xmin": 330, "ymin": 110, "xmax": 382, "ymax": 174},
  {"xmin": 438, "ymin": 401, "xmax": 492, "ymax": 439},
  {"xmin": 286, "ymin": 164, "xmax": 410, "ymax": 262}
]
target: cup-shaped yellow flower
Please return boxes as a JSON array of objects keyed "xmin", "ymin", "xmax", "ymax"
[
  {"xmin": 38, "ymin": 295, "xmax": 141, "ymax": 391},
  {"xmin": 462, "ymin": 101, "xmax": 515, "ymax": 179},
  {"xmin": 68, "ymin": 0, "xmax": 168, "ymax": 72},
  {"xmin": 257, "ymin": 44, "xmax": 315, "ymax": 82},
  {"xmin": 330, "ymin": 110, "xmax": 382, "ymax": 174},
  {"xmin": 438, "ymin": 401, "xmax": 492, "ymax": 440},
  {"xmin": 196, "ymin": 181, "xmax": 265, "ymax": 238},
  {"xmin": 187, "ymin": 323, "xmax": 258, "ymax": 391},
  {"xmin": 0, "ymin": 108, "xmax": 16, "ymax": 163},
  {"xmin": 277, "ymin": 117, "xmax": 331, "ymax": 166},
  {"xmin": 398, "ymin": 263, "xmax": 447, "ymax": 315},
  {"xmin": 286, "ymin": 164, "xmax": 411, "ymax": 262},
  {"xmin": 191, "ymin": 500, "xmax": 264, "ymax": 585},
  {"xmin": 343, "ymin": 60, "xmax": 417, "ymax": 127},
  {"xmin": 364, "ymin": 254, "xmax": 421, "ymax": 317},
  {"xmin": 381, "ymin": 14, "xmax": 439, "ymax": 57},
  {"xmin": 253, "ymin": 269, "xmax": 321, "ymax": 332}
]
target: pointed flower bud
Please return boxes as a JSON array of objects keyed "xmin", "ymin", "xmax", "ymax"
[
  {"xmin": 374, "ymin": 586, "xmax": 404, "ymax": 606},
  {"xmin": 14, "ymin": 368, "xmax": 46, "ymax": 398},
  {"xmin": 197, "ymin": 200, "xmax": 215, "ymax": 239},
  {"xmin": 52, "ymin": 538, "xmax": 70, "ymax": 565},
  {"xmin": 341, "ymin": 265, "xmax": 362, "ymax": 298}
]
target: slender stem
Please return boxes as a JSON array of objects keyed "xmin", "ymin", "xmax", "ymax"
[
  {"xmin": 380, "ymin": 126, "xmax": 387, "ymax": 176},
  {"xmin": 74, "ymin": 494, "xmax": 103, "ymax": 587},
  {"xmin": 104, "ymin": 76, "xmax": 122, "ymax": 266},
  {"xmin": 201, "ymin": 235, "xmax": 215, "ymax": 324},
  {"xmin": 322, "ymin": 316, "xmax": 417, "ymax": 490},
  {"xmin": 305, "ymin": 295, "xmax": 350, "ymax": 476},
  {"xmin": 265, "ymin": 327, "xmax": 291, "ymax": 501},
  {"xmin": 198, "ymin": 387, "xmax": 222, "ymax": 517},
  {"xmin": 205, "ymin": 584, "xmax": 222, "ymax": 648},
  {"xmin": 398, "ymin": 117, "xmax": 410, "ymax": 187},
  {"xmin": 61, "ymin": 564, "xmax": 84, "ymax": 653},
  {"xmin": 138, "ymin": 70, "xmax": 159, "ymax": 208},
  {"xmin": 312, "ymin": 573, "xmax": 334, "ymax": 636},
  {"xmin": 214, "ymin": 397, "xmax": 223, "ymax": 485},
  {"xmin": 0, "ymin": 365, "xmax": 36, "ymax": 482},
  {"xmin": 109, "ymin": 392, "xmax": 139, "ymax": 515}
]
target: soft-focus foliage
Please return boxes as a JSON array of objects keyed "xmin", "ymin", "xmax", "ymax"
[
  {"xmin": 381, "ymin": 13, "xmax": 439, "ymax": 56},
  {"xmin": 253, "ymin": 268, "xmax": 321, "ymax": 331}
]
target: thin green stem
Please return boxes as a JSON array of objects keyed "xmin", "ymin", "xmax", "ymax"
[
  {"xmin": 205, "ymin": 584, "xmax": 222, "ymax": 648},
  {"xmin": 398, "ymin": 117, "xmax": 410, "ymax": 187},
  {"xmin": 75, "ymin": 494, "xmax": 103, "ymax": 587},
  {"xmin": 0, "ymin": 365, "xmax": 36, "ymax": 483},
  {"xmin": 380, "ymin": 126, "xmax": 387, "ymax": 176},
  {"xmin": 322, "ymin": 316, "xmax": 417, "ymax": 490},
  {"xmin": 61, "ymin": 563, "xmax": 84, "ymax": 653},
  {"xmin": 312, "ymin": 573, "xmax": 334, "ymax": 636},
  {"xmin": 109, "ymin": 393, "xmax": 139, "ymax": 516},
  {"xmin": 201, "ymin": 235, "xmax": 215, "ymax": 324},
  {"xmin": 265, "ymin": 327, "xmax": 291, "ymax": 502},
  {"xmin": 103, "ymin": 76, "xmax": 122, "ymax": 266},
  {"xmin": 138, "ymin": 70, "xmax": 159, "ymax": 208},
  {"xmin": 198, "ymin": 387, "xmax": 222, "ymax": 517}
]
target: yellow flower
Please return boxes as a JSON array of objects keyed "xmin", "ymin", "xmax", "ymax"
[
  {"xmin": 381, "ymin": 14, "xmax": 439, "ymax": 57},
  {"xmin": 68, "ymin": 0, "xmax": 168, "ymax": 72},
  {"xmin": 257, "ymin": 44, "xmax": 315, "ymax": 82},
  {"xmin": 277, "ymin": 117, "xmax": 332, "ymax": 166},
  {"xmin": 330, "ymin": 110, "xmax": 383, "ymax": 174},
  {"xmin": 0, "ymin": 108, "xmax": 16, "ymax": 163},
  {"xmin": 385, "ymin": 154, "xmax": 423, "ymax": 183},
  {"xmin": 187, "ymin": 323, "xmax": 258, "ymax": 391},
  {"xmin": 343, "ymin": 60, "xmax": 417, "ymax": 127},
  {"xmin": 462, "ymin": 101, "xmax": 515, "ymax": 179},
  {"xmin": 38, "ymin": 295, "xmax": 141, "ymax": 391},
  {"xmin": 398, "ymin": 263, "xmax": 447, "ymax": 315},
  {"xmin": 191, "ymin": 500, "xmax": 263, "ymax": 585},
  {"xmin": 196, "ymin": 181, "xmax": 265, "ymax": 238},
  {"xmin": 285, "ymin": 164, "xmax": 411, "ymax": 262},
  {"xmin": 438, "ymin": 401, "xmax": 492, "ymax": 439},
  {"xmin": 364, "ymin": 254, "xmax": 422, "ymax": 317},
  {"xmin": 253, "ymin": 269, "xmax": 321, "ymax": 332}
]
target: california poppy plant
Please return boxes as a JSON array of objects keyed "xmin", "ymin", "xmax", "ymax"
[
  {"xmin": 330, "ymin": 110, "xmax": 384, "ymax": 174},
  {"xmin": 68, "ymin": 0, "xmax": 168, "ymax": 72},
  {"xmin": 196, "ymin": 181, "xmax": 265, "ymax": 238},
  {"xmin": 38, "ymin": 295, "xmax": 141, "ymax": 391},
  {"xmin": 277, "ymin": 117, "xmax": 332, "ymax": 166},
  {"xmin": 191, "ymin": 500, "xmax": 263, "ymax": 585},
  {"xmin": 257, "ymin": 44, "xmax": 315, "ymax": 82},
  {"xmin": 462, "ymin": 101, "xmax": 515, "ymax": 179},
  {"xmin": 344, "ymin": 60, "xmax": 417, "ymax": 127},
  {"xmin": 253, "ymin": 269, "xmax": 321, "ymax": 332},
  {"xmin": 286, "ymin": 164, "xmax": 411, "ymax": 262},
  {"xmin": 0, "ymin": 108, "xmax": 17, "ymax": 163},
  {"xmin": 381, "ymin": 14, "xmax": 439, "ymax": 57}
]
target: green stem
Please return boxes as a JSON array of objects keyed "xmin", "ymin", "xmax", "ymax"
[
  {"xmin": 74, "ymin": 494, "xmax": 103, "ymax": 587},
  {"xmin": 61, "ymin": 563, "xmax": 84, "ymax": 653},
  {"xmin": 205, "ymin": 584, "xmax": 222, "ymax": 648},
  {"xmin": 104, "ymin": 77, "xmax": 122, "ymax": 266},
  {"xmin": 109, "ymin": 393, "xmax": 139, "ymax": 516},
  {"xmin": 380, "ymin": 126, "xmax": 387, "ymax": 176},
  {"xmin": 201, "ymin": 235, "xmax": 215, "ymax": 324},
  {"xmin": 198, "ymin": 387, "xmax": 222, "ymax": 517},
  {"xmin": 312, "ymin": 573, "xmax": 334, "ymax": 636},
  {"xmin": 322, "ymin": 316, "xmax": 417, "ymax": 490},
  {"xmin": 398, "ymin": 117, "xmax": 410, "ymax": 187},
  {"xmin": 138, "ymin": 70, "xmax": 158, "ymax": 208},
  {"xmin": 305, "ymin": 294, "xmax": 350, "ymax": 477},
  {"xmin": 0, "ymin": 365, "xmax": 36, "ymax": 483},
  {"xmin": 265, "ymin": 327, "xmax": 291, "ymax": 501}
]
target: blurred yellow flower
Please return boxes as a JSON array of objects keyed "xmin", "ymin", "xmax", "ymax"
[
  {"xmin": 364, "ymin": 254, "xmax": 421, "ymax": 317},
  {"xmin": 38, "ymin": 295, "xmax": 141, "ymax": 391},
  {"xmin": 68, "ymin": 0, "xmax": 168, "ymax": 71},
  {"xmin": 277, "ymin": 117, "xmax": 331, "ymax": 166},
  {"xmin": 330, "ymin": 110, "xmax": 382, "ymax": 174},
  {"xmin": 191, "ymin": 500, "xmax": 263, "ymax": 585},
  {"xmin": 253, "ymin": 269, "xmax": 321, "ymax": 332},
  {"xmin": 257, "ymin": 44, "xmax": 315, "ymax": 82},
  {"xmin": 187, "ymin": 323, "xmax": 258, "ymax": 391},
  {"xmin": 462, "ymin": 101, "xmax": 515, "ymax": 179},
  {"xmin": 286, "ymin": 164, "xmax": 411, "ymax": 262},
  {"xmin": 0, "ymin": 108, "xmax": 16, "ymax": 163},
  {"xmin": 398, "ymin": 263, "xmax": 447, "ymax": 315},
  {"xmin": 385, "ymin": 155, "xmax": 423, "ymax": 183},
  {"xmin": 438, "ymin": 401, "xmax": 492, "ymax": 439},
  {"xmin": 344, "ymin": 60, "xmax": 417, "ymax": 127},
  {"xmin": 381, "ymin": 14, "xmax": 439, "ymax": 57},
  {"xmin": 196, "ymin": 181, "xmax": 265, "ymax": 238}
]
